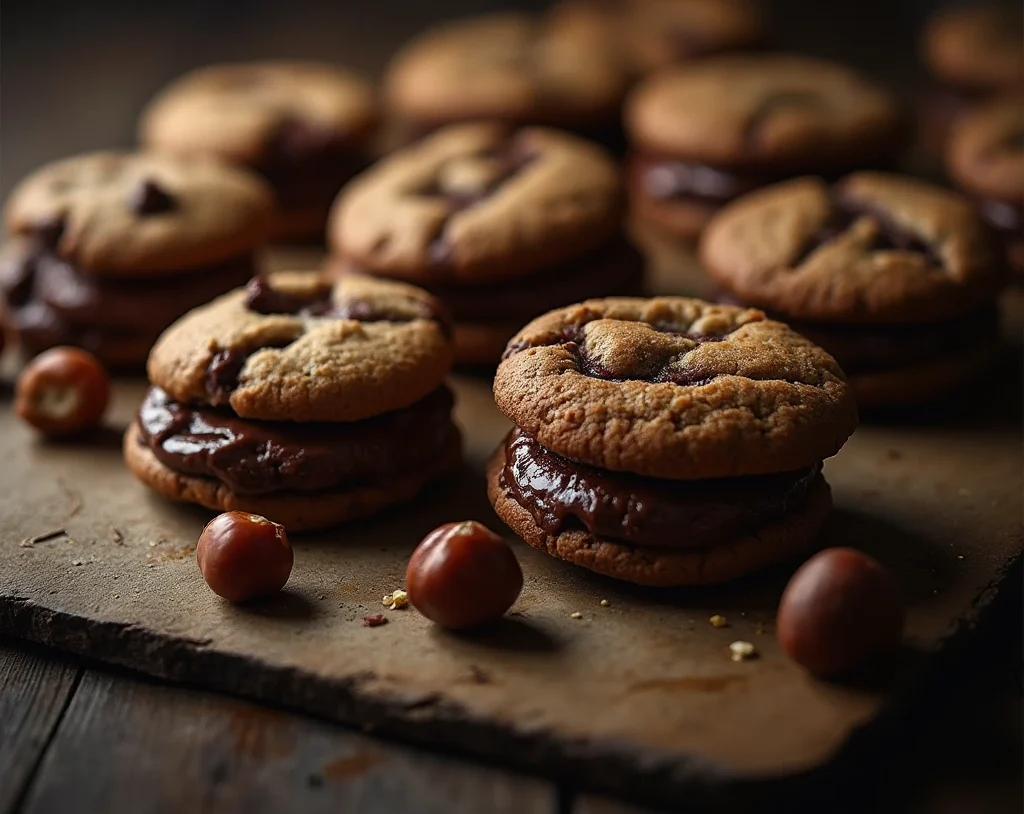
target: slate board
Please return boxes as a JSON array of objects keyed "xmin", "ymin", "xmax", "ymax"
[{"xmin": 0, "ymin": 248, "xmax": 1021, "ymax": 810}]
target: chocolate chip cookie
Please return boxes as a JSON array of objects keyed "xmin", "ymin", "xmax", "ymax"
[
  {"xmin": 488, "ymin": 296, "xmax": 856, "ymax": 585},
  {"xmin": 700, "ymin": 172, "xmax": 1007, "ymax": 407},
  {"xmin": 626, "ymin": 54, "xmax": 903, "ymax": 243},
  {"xmin": 2, "ymin": 151, "xmax": 273, "ymax": 368},
  {"xmin": 328, "ymin": 122, "xmax": 644, "ymax": 365},
  {"xmin": 126, "ymin": 272, "xmax": 460, "ymax": 531},
  {"xmin": 918, "ymin": 3, "xmax": 1023, "ymax": 156},
  {"xmin": 140, "ymin": 61, "xmax": 377, "ymax": 241},
  {"xmin": 382, "ymin": 13, "xmax": 628, "ymax": 149},
  {"xmin": 946, "ymin": 95, "xmax": 1023, "ymax": 278}
]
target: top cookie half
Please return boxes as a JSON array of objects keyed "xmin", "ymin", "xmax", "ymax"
[{"xmin": 495, "ymin": 297, "xmax": 857, "ymax": 480}]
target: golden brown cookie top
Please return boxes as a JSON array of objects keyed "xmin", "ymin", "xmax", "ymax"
[
  {"xmin": 4, "ymin": 151, "xmax": 274, "ymax": 274},
  {"xmin": 700, "ymin": 173, "xmax": 1006, "ymax": 324},
  {"xmin": 330, "ymin": 122, "xmax": 623, "ymax": 281},
  {"xmin": 921, "ymin": 3, "xmax": 1023, "ymax": 91},
  {"xmin": 148, "ymin": 272, "xmax": 453, "ymax": 422},
  {"xmin": 494, "ymin": 297, "xmax": 857, "ymax": 479},
  {"xmin": 383, "ymin": 14, "xmax": 628, "ymax": 128},
  {"xmin": 139, "ymin": 61, "xmax": 378, "ymax": 165},
  {"xmin": 946, "ymin": 95, "xmax": 1024, "ymax": 204},
  {"xmin": 626, "ymin": 54, "xmax": 902, "ymax": 169}
]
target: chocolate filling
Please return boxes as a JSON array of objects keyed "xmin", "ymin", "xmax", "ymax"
[
  {"xmin": 0, "ymin": 245, "xmax": 255, "ymax": 360},
  {"xmin": 137, "ymin": 386, "xmax": 457, "ymax": 495},
  {"xmin": 632, "ymin": 154, "xmax": 771, "ymax": 206},
  {"xmin": 501, "ymin": 429, "xmax": 819, "ymax": 549}
]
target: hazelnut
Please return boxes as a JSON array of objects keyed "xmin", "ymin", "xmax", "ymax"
[
  {"xmin": 405, "ymin": 521, "xmax": 523, "ymax": 630},
  {"xmin": 196, "ymin": 512, "xmax": 293, "ymax": 603},
  {"xmin": 15, "ymin": 347, "xmax": 110, "ymax": 438},
  {"xmin": 777, "ymin": 547, "xmax": 905, "ymax": 678}
]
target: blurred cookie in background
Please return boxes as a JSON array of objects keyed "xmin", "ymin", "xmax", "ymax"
[
  {"xmin": 140, "ymin": 61, "xmax": 377, "ymax": 242},
  {"xmin": 918, "ymin": 3, "xmax": 1022, "ymax": 157},
  {"xmin": 382, "ymin": 13, "xmax": 630, "ymax": 151},
  {"xmin": 626, "ymin": 54, "xmax": 904, "ymax": 246},
  {"xmin": 1, "ymin": 151, "xmax": 273, "ymax": 369},
  {"xmin": 945, "ymin": 94, "xmax": 1023, "ymax": 279}
]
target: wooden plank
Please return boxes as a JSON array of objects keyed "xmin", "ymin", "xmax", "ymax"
[
  {"xmin": 19, "ymin": 669, "xmax": 556, "ymax": 814},
  {"xmin": 0, "ymin": 643, "xmax": 80, "ymax": 814}
]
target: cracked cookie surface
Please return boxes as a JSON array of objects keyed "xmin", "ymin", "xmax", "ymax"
[
  {"xmin": 494, "ymin": 296, "xmax": 857, "ymax": 479},
  {"xmin": 699, "ymin": 173, "xmax": 1005, "ymax": 324},
  {"xmin": 148, "ymin": 272, "xmax": 453, "ymax": 422}
]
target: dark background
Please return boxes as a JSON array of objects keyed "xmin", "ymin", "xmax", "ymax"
[{"xmin": 0, "ymin": 0, "xmax": 964, "ymax": 199}]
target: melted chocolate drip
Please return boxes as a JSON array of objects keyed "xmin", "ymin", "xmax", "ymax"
[
  {"xmin": 205, "ymin": 349, "xmax": 250, "ymax": 405},
  {"xmin": 502, "ymin": 429, "xmax": 819, "ymax": 549}
]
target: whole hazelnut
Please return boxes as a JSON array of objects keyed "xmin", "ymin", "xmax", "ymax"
[
  {"xmin": 15, "ymin": 347, "xmax": 110, "ymax": 437},
  {"xmin": 777, "ymin": 547, "xmax": 905, "ymax": 678},
  {"xmin": 406, "ymin": 521, "xmax": 523, "ymax": 630},
  {"xmin": 197, "ymin": 512, "xmax": 293, "ymax": 603}
]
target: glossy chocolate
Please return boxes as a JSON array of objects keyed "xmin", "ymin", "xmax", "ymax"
[
  {"xmin": 137, "ymin": 386, "xmax": 457, "ymax": 495},
  {"xmin": 633, "ymin": 154, "xmax": 768, "ymax": 205},
  {"xmin": 501, "ymin": 429, "xmax": 819, "ymax": 548}
]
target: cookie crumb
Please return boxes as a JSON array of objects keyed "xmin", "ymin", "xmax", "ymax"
[
  {"xmin": 362, "ymin": 614, "xmax": 388, "ymax": 627},
  {"xmin": 382, "ymin": 589, "xmax": 409, "ymax": 610},
  {"xmin": 710, "ymin": 614, "xmax": 728, "ymax": 628},
  {"xmin": 730, "ymin": 641, "xmax": 757, "ymax": 661},
  {"xmin": 600, "ymin": 599, "xmax": 610, "ymax": 607},
  {"xmin": 570, "ymin": 612, "xmax": 583, "ymax": 620},
  {"xmin": 71, "ymin": 559, "xmax": 84, "ymax": 567}
]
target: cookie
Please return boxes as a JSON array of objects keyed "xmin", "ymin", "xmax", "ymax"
[
  {"xmin": 551, "ymin": 0, "xmax": 764, "ymax": 77},
  {"xmin": 494, "ymin": 297, "xmax": 857, "ymax": 479},
  {"xmin": 329, "ymin": 123, "xmax": 643, "ymax": 366},
  {"xmin": 945, "ymin": 96, "xmax": 1024, "ymax": 277},
  {"xmin": 488, "ymin": 444, "xmax": 832, "ymax": 586},
  {"xmin": 128, "ymin": 272, "xmax": 461, "ymax": 531},
  {"xmin": 5, "ymin": 151, "xmax": 273, "ymax": 273},
  {"xmin": 700, "ymin": 172, "xmax": 1007, "ymax": 406},
  {"xmin": 488, "ymin": 294, "xmax": 854, "ymax": 586},
  {"xmin": 1, "ymin": 152, "xmax": 273, "ymax": 367},
  {"xmin": 140, "ymin": 61, "xmax": 378, "ymax": 240},
  {"xmin": 382, "ymin": 14, "xmax": 627, "ymax": 145},
  {"xmin": 147, "ymin": 272, "xmax": 453, "ymax": 422},
  {"xmin": 626, "ymin": 54, "xmax": 903, "ymax": 242}
]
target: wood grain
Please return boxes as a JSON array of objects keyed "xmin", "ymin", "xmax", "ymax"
[
  {"xmin": 19, "ymin": 669, "xmax": 555, "ymax": 814},
  {"xmin": 0, "ymin": 643, "xmax": 80, "ymax": 813}
]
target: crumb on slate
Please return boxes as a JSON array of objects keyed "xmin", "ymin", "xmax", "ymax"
[
  {"xmin": 730, "ymin": 641, "xmax": 757, "ymax": 662},
  {"xmin": 570, "ymin": 612, "xmax": 583, "ymax": 620},
  {"xmin": 710, "ymin": 614, "xmax": 728, "ymax": 628},
  {"xmin": 600, "ymin": 599, "xmax": 610, "ymax": 607},
  {"xmin": 382, "ymin": 589, "xmax": 409, "ymax": 610},
  {"xmin": 363, "ymin": 614, "xmax": 388, "ymax": 628}
]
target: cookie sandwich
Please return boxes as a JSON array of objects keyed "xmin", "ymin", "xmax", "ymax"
[
  {"xmin": 700, "ymin": 172, "xmax": 1006, "ymax": 407},
  {"xmin": 125, "ymin": 273, "xmax": 460, "ymax": 531},
  {"xmin": 329, "ymin": 122, "xmax": 644, "ymax": 365},
  {"xmin": 1, "ymin": 151, "xmax": 273, "ymax": 368},
  {"xmin": 140, "ymin": 61, "xmax": 377, "ymax": 240},
  {"xmin": 946, "ymin": 95, "xmax": 1023, "ymax": 278},
  {"xmin": 488, "ymin": 297, "xmax": 857, "ymax": 586},
  {"xmin": 626, "ymin": 54, "xmax": 903, "ymax": 243}
]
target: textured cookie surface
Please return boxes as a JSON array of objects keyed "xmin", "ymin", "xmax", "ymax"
[
  {"xmin": 383, "ymin": 13, "xmax": 626, "ymax": 127},
  {"xmin": 626, "ymin": 54, "xmax": 901, "ymax": 168},
  {"xmin": 126, "ymin": 423, "xmax": 462, "ymax": 533},
  {"xmin": 487, "ymin": 448, "xmax": 832, "ymax": 586},
  {"xmin": 148, "ymin": 272, "xmax": 453, "ymax": 422},
  {"xmin": 700, "ymin": 173, "xmax": 1005, "ymax": 324},
  {"xmin": 946, "ymin": 95, "xmax": 1024, "ymax": 203},
  {"xmin": 140, "ymin": 61, "xmax": 377, "ymax": 164},
  {"xmin": 494, "ymin": 297, "xmax": 857, "ymax": 479},
  {"xmin": 5, "ymin": 152, "xmax": 274, "ymax": 274},
  {"xmin": 331, "ymin": 122, "xmax": 623, "ymax": 281},
  {"xmin": 921, "ymin": 4, "xmax": 1023, "ymax": 90}
]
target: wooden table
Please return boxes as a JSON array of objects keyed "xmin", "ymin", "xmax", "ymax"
[{"xmin": 0, "ymin": 2, "xmax": 1020, "ymax": 812}]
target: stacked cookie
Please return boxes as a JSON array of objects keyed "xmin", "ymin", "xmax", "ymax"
[
  {"xmin": 329, "ymin": 122, "xmax": 644, "ymax": 365},
  {"xmin": 626, "ymin": 54, "xmax": 903, "ymax": 244},
  {"xmin": 1, "ymin": 152, "xmax": 273, "ymax": 368},
  {"xmin": 700, "ymin": 172, "xmax": 1006, "ymax": 407},
  {"xmin": 488, "ymin": 297, "xmax": 857, "ymax": 586},
  {"xmin": 125, "ymin": 273, "xmax": 460, "ymax": 531},
  {"xmin": 383, "ymin": 13, "xmax": 628, "ymax": 148},
  {"xmin": 140, "ymin": 61, "xmax": 377, "ymax": 240},
  {"xmin": 946, "ymin": 96, "xmax": 1023, "ymax": 279}
]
